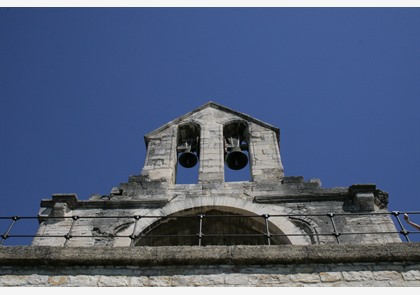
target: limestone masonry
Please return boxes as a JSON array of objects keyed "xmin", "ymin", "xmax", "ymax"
[{"xmin": 1, "ymin": 101, "xmax": 418, "ymax": 286}]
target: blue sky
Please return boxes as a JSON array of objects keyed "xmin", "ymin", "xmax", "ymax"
[{"xmin": 0, "ymin": 8, "xmax": 419, "ymax": 244}]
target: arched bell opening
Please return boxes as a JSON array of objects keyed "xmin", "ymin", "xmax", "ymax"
[
  {"xmin": 135, "ymin": 206, "xmax": 292, "ymax": 246},
  {"xmin": 223, "ymin": 121, "xmax": 251, "ymax": 182},
  {"xmin": 176, "ymin": 123, "xmax": 200, "ymax": 184}
]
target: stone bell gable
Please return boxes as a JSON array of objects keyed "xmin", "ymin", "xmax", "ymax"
[{"xmin": 137, "ymin": 101, "xmax": 284, "ymax": 188}]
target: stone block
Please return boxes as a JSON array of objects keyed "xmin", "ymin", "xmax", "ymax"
[
  {"xmin": 290, "ymin": 273, "xmax": 320, "ymax": 283},
  {"xmin": 342, "ymin": 271, "xmax": 374, "ymax": 281},
  {"xmin": 144, "ymin": 276, "xmax": 173, "ymax": 286},
  {"xmin": 0, "ymin": 274, "xmax": 49, "ymax": 286},
  {"xmin": 258, "ymin": 274, "xmax": 290, "ymax": 285},
  {"xmin": 66, "ymin": 275, "xmax": 99, "ymax": 287},
  {"xmin": 47, "ymin": 276, "xmax": 69, "ymax": 286},
  {"xmin": 130, "ymin": 276, "xmax": 148, "ymax": 286},
  {"xmin": 355, "ymin": 193, "xmax": 375, "ymax": 211},
  {"xmin": 224, "ymin": 274, "xmax": 259, "ymax": 286},
  {"xmin": 0, "ymin": 275, "xmax": 29, "ymax": 286},
  {"xmin": 320, "ymin": 271, "xmax": 343, "ymax": 282},
  {"xmin": 402, "ymin": 270, "xmax": 420, "ymax": 281},
  {"xmin": 97, "ymin": 275, "xmax": 130, "ymax": 287},
  {"xmin": 170, "ymin": 275, "xmax": 197, "ymax": 286},
  {"xmin": 372, "ymin": 270, "xmax": 402, "ymax": 281},
  {"xmin": 197, "ymin": 274, "xmax": 225, "ymax": 286}
]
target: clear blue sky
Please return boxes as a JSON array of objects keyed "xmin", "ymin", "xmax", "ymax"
[{"xmin": 1, "ymin": 8, "xmax": 419, "ymax": 244}]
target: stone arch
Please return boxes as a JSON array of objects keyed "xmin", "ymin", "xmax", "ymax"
[
  {"xmin": 176, "ymin": 121, "xmax": 201, "ymax": 183},
  {"xmin": 222, "ymin": 120, "xmax": 251, "ymax": 180},
  {"xmin": 135, "ymin": 206, "xmax": 290, "ymax": 246},
  {"xmin": 222, "ymin": 119, "xmax": 250, "ymax": 148},
  {"xmin": 113, "ymin": 196, "xmax": 311, "ymax": 246},
  {"xmin": 176, "ymin": 122, "xmax": 201, "ymax": 161},
  {"xmin": 288, "ymin": 216, "xmax": 320, "ymax": 244}
]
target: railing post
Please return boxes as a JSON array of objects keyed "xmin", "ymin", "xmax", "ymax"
[
  {"xmin": 392, "ymin": 211, "xmax": 411, "ymax": 242},
  {"xmin": 198, "ymin": 214, "xmax": 204, "ymax": 246},
  {"xmin": 262, "ymin": 214, "xmax": 271, "ymax": 245},
  {"xmin": 129, "ymin": 215, "xmax": 141, "ymax": 247},
  {"xmin": 64, "ymin": 216, "xmax": 79, "ymax": 247},
  {"xmin": 327, "ymin": 213, "xmax": 341, "ymax": 244},
  {"xmin": 0, "ymin": 216, "xmax": 20, "ymax": 245}
]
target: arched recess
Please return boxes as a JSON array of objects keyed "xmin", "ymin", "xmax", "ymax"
[
  {"xmin": 108, "ymin": 196, "xmax": 312, "ymax": 246},
  {"xmin": 223, "ymin": 120, "xmax": 251, "ymax": 181},
  {"xmin": 176, "ymin": 122, "xmax": 201, "ymax": 184},
  {"xmin": 111, "ymin": 197, "xmax": 312, "ymax": 247},
  {"xmin": 135, "ymin": 206, "xmax": 291, "ymax": 246}
]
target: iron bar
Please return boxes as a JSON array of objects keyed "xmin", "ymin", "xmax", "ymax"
[
  {"xmin": 6, "ymin": 230, "xmax": 418, "ymax": 240},
  {"xmin": 1, "ymin": 211, "xmax": 419, "ymax": 220},
  {"xmin": 262, "ymin": 214, "xmax": 271, "ymax": 245},
  {"xmin": 198, "ymin": 214, "xmax": 204, "ymax": 246},
  {"xmin": 392, "ymin": 211, "xmax": 411, "ymax": 242},
  {"xmin": 327, "ymin": 213, "xmax": 341, "ymax": 244},
  {"xmin": 0, "ymin": 216, "xmax": 20, "ymax": 245},
  {"xmin": 129, "ymin": 215, "xmax": 141, "ymax": 247},
  {"xmin": 63, "ymin": 216, "xmax": 79, "ymax": 247}
]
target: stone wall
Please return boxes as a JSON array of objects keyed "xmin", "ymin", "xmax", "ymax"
[
  {"xmin": 1, "ymin": 243, "xmax": 419, "ymax": 287},
  {"xmin": 33, "ymin": 184, "xmax": 401, "ymax": 247},
  {"xmin": 1, "ymin": 262, "xmax": 419, "ymax": 287}
]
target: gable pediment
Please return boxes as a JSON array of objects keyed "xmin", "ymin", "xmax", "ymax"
[{"xmin": 144, "ymin": 101, "xmax": 279, "ymax": 145}]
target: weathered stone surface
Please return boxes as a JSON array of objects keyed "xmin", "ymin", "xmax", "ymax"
[
  {"xmin": 342, "ymin": 271, "xmax": 374, "ymax": 281},
  {"xmin": 1, "ymin": 243, "xmax": 419, "ymax": 267},
  {"xmin": 47, "ymin": 276, "xmax": 68, "ymax": 286},
  {"xmin": 320, "ymin": 271, "xmax": 342, "ymax": 282},
  {"xmin": 402, "ymin": 270, "xmax": 420, "ymax": 281},
  {"xmin": 290, "ymin": 273, "xmax": 320, "ymax": 283},
  {"xmin": 97, "ymin": 275, "xmax": 130, "ymax": 287},
  {"xmin": 11, "ymin": 102, "xmax": 415, "ymax": 287},
  {"xmin": 2, "ymin": 262, "xmax": 420, "ymax": 287},
  {"xmin": 1, "ymin": 243, "xmax": 419, "ymax": 286},
  {"xmin": 371, "ymin": 270, "xmax": 402, "ymax": 281},
  {"xmin": 66, "ymin": 275, "xmax": 98, "ymax": 287},
  {"xmin": 258, "ymin": 274, "xmax": 290, "ymax": 285},
  {"xmin": 224, "ymin": 274, "xmax": 259, "ymax": 286}
]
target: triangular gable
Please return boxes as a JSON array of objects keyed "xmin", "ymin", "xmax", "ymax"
[{"xmin": 144, "ymin": 101, "xmax": 280, "ymax": 145}]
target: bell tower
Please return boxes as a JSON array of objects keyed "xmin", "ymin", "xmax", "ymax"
[{"xmin": 137, "ymin": 101, "xmax": 284, "ymax": 189}]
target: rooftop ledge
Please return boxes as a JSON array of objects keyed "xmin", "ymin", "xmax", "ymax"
[{"xmin": 1, "ymin": 243, "xmax": 419, "ymax": 267}]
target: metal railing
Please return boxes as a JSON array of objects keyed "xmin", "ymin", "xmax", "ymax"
[{"xmin": 1, "ymin": 211, "xmax": 419, "ymax": 246}]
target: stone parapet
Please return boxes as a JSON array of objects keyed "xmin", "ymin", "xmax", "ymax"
[{"xmin": 1, "ymin": 243, "xmax": 419, "ymax": 267}]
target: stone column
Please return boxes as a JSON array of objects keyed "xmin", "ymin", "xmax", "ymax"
[{"xmin": 198, "ymin": 123, "xmax": 224, "ymax": 186}]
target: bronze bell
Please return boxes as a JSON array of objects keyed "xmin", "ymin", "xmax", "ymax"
[
  {"xmin": 179, "ymin": 151, "xmax": 198, "ymax": 168},
  {"xmin": 178, "ymin": 142, "xmax": 198, "ymax": 168},
  {"xmin": 226, "ymin": 147, "xmax": 248, "ymax": 170},
  {"xmin": 225, "ymin": 136, "xmax": 249, "ymax": 170}
]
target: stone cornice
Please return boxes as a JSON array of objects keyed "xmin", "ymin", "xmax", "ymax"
[
  {"xmin": 1, "ymin": 243, "xmax": 419, "ymax": 267},
  {"xmin": 254, "ymin": 191, "xmax": 349, "ymax": 203},
  {"xmin": 40, "ymin": 194, "xmax": 168, "ymax": 210}
]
